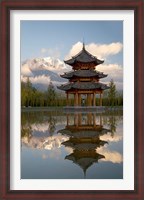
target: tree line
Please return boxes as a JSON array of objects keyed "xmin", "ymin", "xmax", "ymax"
[
  {"xmin": 21, "ymin": 79, "xmax": 66, "ymax": 107},
  {"xmin": 21, "ymin": 78, "xmax": 123, "ymax": 107}
]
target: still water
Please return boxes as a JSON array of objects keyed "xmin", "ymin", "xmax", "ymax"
[{"xmin": 21, "ymin": 109, "xmax": 123, "ymax": 179}]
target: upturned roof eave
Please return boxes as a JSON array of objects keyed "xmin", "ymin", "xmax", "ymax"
[
  {"xmin": 64, "ymin": 59, "xmax": 104, "ymax": 66},
  {"xmin": 57, "ymin": 82, "xmax": 110, "ymax": 91},
  {"xmin": 60, "ymin": 74, "xmax": 107, "ymax": 79},
  {"xmin": 60, "ymin": 70, "xmax": 107, "ymax": 79}
]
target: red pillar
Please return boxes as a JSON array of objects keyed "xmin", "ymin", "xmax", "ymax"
[
  {"xmin": 74, "ymin": 92, "xmax": 78, "ymax": 106},
  {"xmin": 78, "ymin": 93, "xmax": 81, "ymax": 106},
  {"xmin": 93, "ymin": 92, "xmax": 96, "ymax": 106},
  {"xmin": 100, "ymin": 92, "xmax": 102, "ymax": 106},
  {"xmin": 66, "ymin": 93, "xmax": 69, "ymax": 106}
]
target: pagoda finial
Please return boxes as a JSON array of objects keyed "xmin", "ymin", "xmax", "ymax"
[
  {"xmin": 83, "ymin": 42, "xmax": 85, "ymax": 50},
  {"xmin": 83, "ymin": 168, "xmax": 87, "ymax": 179},
  {"xmin": 82, "ymin": 38, "xmax": 85, "ymax": 50}
]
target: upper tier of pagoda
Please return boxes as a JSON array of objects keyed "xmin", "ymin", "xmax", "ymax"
[
  {"xmin": 61, "ymin": 69, "xmax": 107, "ymax": 80},
  {"xmin": 64, "ymin": 43, "xmax": 104, "ymax": 70}
]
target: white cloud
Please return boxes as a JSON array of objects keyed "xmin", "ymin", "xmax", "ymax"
[
  {"xmin": 65, "ymin": 41, "xmax": 123, "ymax": 60},
  {"xmin": 97, "ymin": 146, "xmax": 123, "ymax": 163},
  {"xmin": 21, "ymin": 64, "xmax": 33, "ymax": 76},
  {"xmin": 30, "ymin": 75, "xmax": 51, "ymax": 85},
  {"xmin": 97, "ymin": 64, "xmax": 123, "ymax": 77},
  {"xmin": 21, "ymin": 74, "xmax": 51, "ymax": 85},
  {"xmin": 22, "ymin": 133, "xmax": 69, "ymax": 152},
  {"xmin": 97, "ymin": 64, "xmax": 123, "ymax": 90},
  {"xmin": 41, "ymin": 48, "xmax": 47, "ymax": 54},
  {"xmin": 52, "ymin": 80, "xmax": 67, "ymax": 86},
  {"xmin": 65, "ymin": 42, "xmax": 82, "ymax": 60},
  {"xmin": 31, "ymin": 123, "xmax": 50, "ymax": 132},
  {"xmin": 40, "ymin": 47, "xmax": 61, "ymax": 58},
  {"xmin": 87, "ymin": 42, "xmax": 123, "ymax": 59},
  {"xmin": 21, "ymin": 75, "xmax": 27, "ymax": 82},
  {"xmin": 100, "ymin": 133, "xmax": 122, "ymax": 142}
]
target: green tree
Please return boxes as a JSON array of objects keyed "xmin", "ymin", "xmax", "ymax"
[
  {"xmin": 21, "ymin": 81, "xmax": 27, "ymax": 106},
  {"xmin": 46, "ymin": 82, "xmax": 56, "ymax": 106},
  {"xmin": 21, "ymin": 78, "xmax": 37, "ymax": 107},
  {"xmin": 48, "ymin": 116, "xmax": 56, "ymax": 136},
  {"xmin": 107, "ymin": 115, "xmax": 117, "ymax": 137},
  {"xmin": 117, "ymin": 91, "xmax": 123, "ymax": 106},
  {"xmin": 25, "ymin": 77, "xmax": 33, "ymax": 106},
  {"xmin": 108, "ymin": 79, "xmax": 116, "ymax": 106}
]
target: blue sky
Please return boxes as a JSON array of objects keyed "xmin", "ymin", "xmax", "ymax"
[
  {"xmin": 21, "ymin": 21, "xmax": 123, "ymax": 89},
  {"xmin": 21, "ymin": 21, "xmax": 123, "ymax": 63}
]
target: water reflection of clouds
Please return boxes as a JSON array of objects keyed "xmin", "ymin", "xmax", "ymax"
[
  {"xmin": 42, "ymin": 148, "xmax": 63, "ymax": 160},
  {"xmin": 31, "ymin": 123, "xmax": 50, "ymax": 132},
  {"xmin": 58, "ymin": 113, "xmax": 123, "ymax": 168},
  {"xmin": 100, "ymin": 133, "xmax": 122, "ymax": 142},
  {"xmin": 31, "ymin": 122, "xmax": 66, "ymax": 132},
  {"xmin": 22, "ymin": 135, "xmax": 69, "ymax": 150},
  {"xmin": 21, "ymin": 110, "xmax": 123, "ymax": 179},
  {"xmin": 42, "ymin": 146, "xmax": 73, "ymax": 160},
  {"xmin": 97, "ymin": 146, "xmax": 123, "ymax": 163}
]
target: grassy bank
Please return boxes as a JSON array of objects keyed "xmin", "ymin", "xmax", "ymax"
[
  {"xmin": 21, "ymin": 106, "xmax": 123, "ymax": 112},
  {"xmin": 21, "ymin": 106, "xmax": 64, "ymax": 112}
]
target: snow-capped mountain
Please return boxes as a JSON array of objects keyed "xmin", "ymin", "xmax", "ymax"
[{"xmin": 21, "ymin": 57, "xmax": 70, "ymax": 91}]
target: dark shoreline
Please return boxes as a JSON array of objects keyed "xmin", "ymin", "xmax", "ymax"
[{"xmin": 21, "ymin": 106, "xmax": 123, "ymax": 113}]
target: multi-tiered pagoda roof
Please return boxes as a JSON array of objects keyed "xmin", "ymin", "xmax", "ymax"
[
  {"xmin": 58, "ymin": 43, "xmax": 109, "ymax": 107},
  {"xmin": 58, "ymin": 112, "xmax": 108, "ymax": 178},
  {"xmin": 64, "ymin": 44, "xmax": 104, "ymax": 68}
]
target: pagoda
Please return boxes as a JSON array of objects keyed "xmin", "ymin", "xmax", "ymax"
[
  {"xmin": 58, "ymin": 112, "xmax": 110, "ymax": 178},
  {"xmin": 58, "ymin": 43, "xmax": 109, "ymax": 107}
]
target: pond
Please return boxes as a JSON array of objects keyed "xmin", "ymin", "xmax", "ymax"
[{"xmin": 21, "ymin": 108, "xmax": 123, "ymax": 179}]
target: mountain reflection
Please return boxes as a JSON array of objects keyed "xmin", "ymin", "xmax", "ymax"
[
  {"xmin": 21, "ymin": 111, "xmax": 68, "ymax": 150},
  {"xmin": 21, "ymin": 110, "xmax": 123, "ymax": 179}
]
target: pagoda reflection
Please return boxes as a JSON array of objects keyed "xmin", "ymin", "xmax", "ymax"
[{"xmin": 58, "ymin": 112, "xmax": 110, "ymax": 178}]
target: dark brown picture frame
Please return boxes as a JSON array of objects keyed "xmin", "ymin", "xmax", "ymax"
[{"xmin": 0, "ymin": 0, "xmax": 144, "ymax": 199}]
